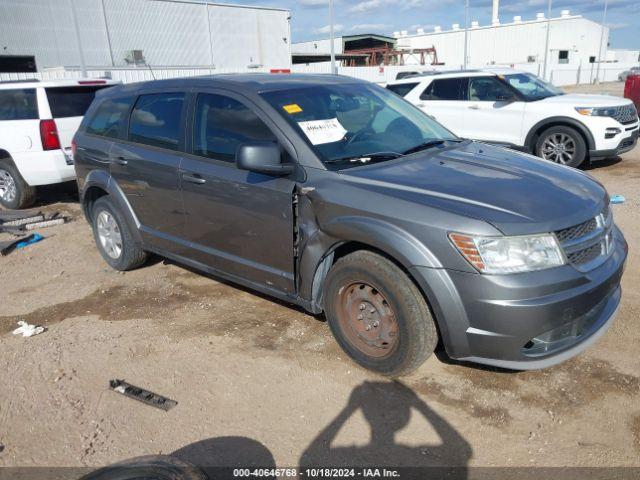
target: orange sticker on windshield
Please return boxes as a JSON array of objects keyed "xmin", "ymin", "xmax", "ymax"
[{"xmin": 283, "ymin": 103, "xmax": 303, "ymax": 114}]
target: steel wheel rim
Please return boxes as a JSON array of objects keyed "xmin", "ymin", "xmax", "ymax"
[
  {"xmin": 335, "ymin": 281, "xmax": 399, "ymax": 359},
  {"xmin": 0, "ymin": 169, "xmax": 17, "ymax": 203},
  {"xmin": 96, "ymin": 210, "xmax": 123, "ymax": 260},
  {"xmin": 541, "ymin": 133, "xmax": 576, "ymax": 164}
]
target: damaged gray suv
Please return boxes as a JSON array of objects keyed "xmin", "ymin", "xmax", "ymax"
[{"xmin": 73, "ymin": 74, "xmax": 627, "ymax": 376}]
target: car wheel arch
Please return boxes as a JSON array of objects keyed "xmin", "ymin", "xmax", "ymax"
[{"xmin": 525, "ymin": 117, "xmax": 595, "ymax": 154}]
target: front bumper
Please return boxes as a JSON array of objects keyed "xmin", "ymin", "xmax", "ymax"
[
  {"xmin": 590, "ymin": 123, "xmax": 638, "ymax": 160},
  {"xmin": 410, "ymin": 226, "xmax": 627, "ymax": 370}
]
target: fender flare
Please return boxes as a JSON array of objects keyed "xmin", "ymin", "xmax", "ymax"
[
  {"xmin": 81, "ymin": 170, "xmax": 143, "ymax": 245},
  {"xmin": 524, "ymin": 116, "xmax": 595, "ymax": 152},
  {"xmin": 299, "ymin": 216, "xmax": 443, "ymax": 313}
]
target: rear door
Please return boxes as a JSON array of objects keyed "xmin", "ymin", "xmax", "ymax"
[
  {"xmin": 180, "ymin": 89, "xmax": 296, "ymax": 293},
  {"xmin": 0, "ymin": 88, "xmax": 40, "ymax": 154},
  {"xmin": 45, "ymin": 84, "xmax": 110, "ymax": 160},
  {"xmin": 109, "ymin": 91, "xmax": 187, "ymax": 253},
  {"xmin": 407, "ymin": 77, "xmax": 468, "ymax": 137}
]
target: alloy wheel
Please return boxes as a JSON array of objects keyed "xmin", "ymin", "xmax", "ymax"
[
  {"xmin": 540, "ymin": 133, "xmax": 577, "ymax": 164},
  {"xmin": 0, "ymin": 169, "xmax": 17, "ymax": 203},
  {"xmin": 96, "ymin": 210, "xmax": 123, "ymax": 259}
]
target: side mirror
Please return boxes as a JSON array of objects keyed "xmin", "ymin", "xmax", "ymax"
[{"xmin": 236, "ymin": 142, "xmax": 294, "ymax": 176}]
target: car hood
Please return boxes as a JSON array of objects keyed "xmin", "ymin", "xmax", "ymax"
[
  {"xmin": 539, "ymin": 93, "xmax": 632, "ymax": 107},
  {"xmin": 339, "ymin": 141, "xmax": 607, "ymax": 236}
]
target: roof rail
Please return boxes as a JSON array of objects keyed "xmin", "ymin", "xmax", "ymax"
[{"xmin": 0, "ymin": 78, "xmax": 39, "ymax": 84}]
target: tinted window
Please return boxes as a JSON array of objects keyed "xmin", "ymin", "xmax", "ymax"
[
  {"xmin": 386, "ymin": 82, "xmax": 419, "ymax": 97},
  {"xmin": 193, "ymin": 93, "xmax": 276, "ymax": 162},
  {"xmin": 129, "ymin": 93, "xmax": 184, "ymax": 151},
  {"xmin": 0, "ymin": 88, "xmax": 38, "ymax": 120},
  {"xmin": 420, "ymin": 78, "xmax": 465, "ymax": 100},
  {"xmin": 468, "ymin": 77, "xmax": 514, "ymax": 101},
  {"xmin": 46, "ymin": 86, "xmax": 107, "ymax": 118},
  {"xmin": 86, "ymin": 96, "xmax": 134, "ymax": 139}
]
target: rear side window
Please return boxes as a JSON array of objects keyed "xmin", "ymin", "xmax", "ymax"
[
  {"xmin": 129, "ymin": 93, "xmax": 185, "ymax": 151},
  {"xmin": 420, "ymin": 78, "xmax": 466, "ymax": 101},
  {"xmin": 386, "ymin": 82, "xmax": 419, "ymax": 97},
  {"xmin": 193, "ymin": 93, "xmax": 276, "ymax": 162},
  {"xmin": 45, "ymin": 86, "xmax": 107, "ymax": 118},
  {"xmin": 0, "ymin": 88, "xmax": 38, "ymax": 120},
  {"xmin": 86, "ymin": 96, "xmax": 134, "ymax": 139}
]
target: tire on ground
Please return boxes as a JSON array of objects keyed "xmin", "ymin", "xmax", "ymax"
[
  {"xmin": 0, "ymin": 160, "xmax": 36, "ymax": 209},
  {"xmin": 535, "ymin": 125, "xmax": 588, "ymax": 168},
  {"xmin": 91, "ymin": 196, "xmax": 148, "ymax": 271},
  {"xmin": 323, "ymin": 250, "xmax": 438, "ymax": 377}
]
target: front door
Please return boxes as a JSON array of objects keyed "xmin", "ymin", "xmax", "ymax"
[
  {"xmin": 462, "ymin": 76, "xmax": 526, "ymax": 146},
  {"xmin": 109, "ymin": 91, "xmax": 186, "ymax": 253},
  {"xmin": 180, "ymin": 91, "xmax": 296, "ymax": 293}
]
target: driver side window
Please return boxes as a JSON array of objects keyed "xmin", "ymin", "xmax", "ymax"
[{"xmin": 468, "ymin": 77, "xmax": 514, "ymax": 102}]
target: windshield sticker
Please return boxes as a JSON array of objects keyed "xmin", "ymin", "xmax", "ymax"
[
  {"xmin": 298, "ymin": 118, "xmax": 347, "ymax": 145},
  {"xmin": 283, "ymin": 103, "xmax": 303, "ymax": 114}
]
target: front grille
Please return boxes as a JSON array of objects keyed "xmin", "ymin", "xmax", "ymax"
[
  {"xmin": 555, "ymin": 218, "xmax": 597, "ymax": 243},
  {"xmin": 555, "ymin": 206, "xmax": 613, "ymax": 270},
  {"xmin": 612, "ymin": 104, "xmax": 638, "ymax": 125}
]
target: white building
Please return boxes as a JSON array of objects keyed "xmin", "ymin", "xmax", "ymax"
[
  {"xmin": 0, "ymin": 0, "xmax": 292, "ymax": 71},
  {"xmin": 395, "ymin": 10, "xmax": 608, "ymax": 69},
  {"xmin": 607, "ymin": 49, "xmax": 640, "ymax": 64}
]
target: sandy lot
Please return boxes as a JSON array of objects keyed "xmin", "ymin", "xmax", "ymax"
[{"xmin": 0, "ymin": 82, "xmax": 638, "ymax": 476}]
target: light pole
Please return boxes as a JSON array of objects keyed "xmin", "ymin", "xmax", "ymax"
[
  {"xmin": 542, "ymin": 0, "xmax": 552, "ymax": 81},
  {"xmin": 595, "ymin": 0, "xmax": 609, "ymax": 84},
  {"xmin": 69, "ymin": 0, "xmax": 87, "ymax": 77},
  {"xmin": 463, "ymin": 0, "xmax": 469, "ymax": 69},
  {"xmin": 329, "ymin": 0, "xmax": 337, "ymax": 74}
]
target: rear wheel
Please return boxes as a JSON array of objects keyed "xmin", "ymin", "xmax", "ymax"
[
  {"xmin": 535, "ymin": 126, "xmax": 587, "ymax": 168},
  {"xmin": 91, "ymin": 196, "xmax": 148, "ymax": 271},
  {"xmin": 0, "ymin": 161, "xmax": 36, "ymax": 209},
  {"xmin": 323, "ymin": 250, "xmax": 438, "ymax": 376}
]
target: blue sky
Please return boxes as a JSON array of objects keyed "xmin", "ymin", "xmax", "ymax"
[{"xmin": 233, "ymin": 0, "xmax": 639, "ymax": 49}]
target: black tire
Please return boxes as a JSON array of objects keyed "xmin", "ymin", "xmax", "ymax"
[
  {"xmin": 535, "ymin": 125, "xmax": 587, "ymax": 168},
  {"xmin": 91, "ymin": 196, "xmax": 148, "ymax": 271},
  {"xmin": 0, "ymin": 160, "xmax": 36, "ymax": 209},
  {"xmin": 79, "ymin": 455, "xmax": 207, "ymax": 480},
  {"xmin": 323, "ymin": 250, "xmax": 438, "ymax": 376}
]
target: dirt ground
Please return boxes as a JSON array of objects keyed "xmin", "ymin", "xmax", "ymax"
[{"xmin": 0, "ymin": 82, "xmax": 639, "ymax": 475}]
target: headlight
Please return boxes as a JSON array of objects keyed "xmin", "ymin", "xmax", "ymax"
[
  {"xmin": 449, "ymin": 233, "xmax": 565, "ymax": 274},
  {"xmin": 575, "ymin": 106, "xmax": 620, "ymax": 117}
]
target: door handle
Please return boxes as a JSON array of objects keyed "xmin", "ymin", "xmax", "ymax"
[
  {"xmin": 182, "ymin": 173, "xmax": 206, "ymax": 185},
  {"xmin": 111, "ymin": 156, "xmax": 128, "ymax": 166},
  {"xmin": 468, "ymin": 104, "xmax": 480, "ymax": 110}
]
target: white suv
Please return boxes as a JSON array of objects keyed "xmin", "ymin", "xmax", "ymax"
[
  {"xmin": 0, "ymin": 78, "xmax": 119, "ymax": 208},
  {"xmin": 387, "ymin": 69, "xmax": 639, "ymax": 168}
]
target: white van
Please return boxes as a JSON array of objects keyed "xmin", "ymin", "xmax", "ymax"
[{"xmin": 0, "ymin": 78, "xmax": 119, "ymax": 208}]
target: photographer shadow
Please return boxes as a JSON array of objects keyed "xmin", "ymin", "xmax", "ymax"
[{"xmin": 300, "ymin": 381, "xmax": 471, "ymax": 479}]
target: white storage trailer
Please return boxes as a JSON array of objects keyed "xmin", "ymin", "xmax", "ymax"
[{"xmin": 0, "ymin": 0, "xmax": 292, "ymax": 71}]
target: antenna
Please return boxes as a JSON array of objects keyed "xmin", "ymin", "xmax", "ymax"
[{"xmin": 144, "ymin": 61, "xmax": 156, "ymax": 80}]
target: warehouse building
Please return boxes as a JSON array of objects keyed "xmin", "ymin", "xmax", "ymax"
[
  {"xmin": 394, "ymin": 9, "xmax": 608, "ymax": 68},
  {"xmin": 0, "ymin": 0, "xmax": 292, "ymax": 71}
]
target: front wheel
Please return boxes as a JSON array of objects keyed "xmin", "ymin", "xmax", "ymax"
[
  {"xmin": 323, "ymin": 251, "xmax": 438, "ymax": 376},
  {"xmin": 535, "ymin": 126, "xmax": 587, "ymax": 168}
]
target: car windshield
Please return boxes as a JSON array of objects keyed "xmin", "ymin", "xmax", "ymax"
[
  {"xmin": 502, "ymin": 72, "xmax": 564, "ymax": 101},
  {"xmin": 261, "ymin": 82, "xmax": 457, "ymax": 169}
]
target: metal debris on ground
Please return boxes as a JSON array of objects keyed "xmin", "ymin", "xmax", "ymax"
[
  {"xmin": 610, "ymin": 194, "xmax": 626, "ymax": 204},
  {"xmin": 12, "ymin": 320, "xmax": 46, "ymax": 337},
  {"xmin": 109, "ymin": 379, "xmax": 177, "ymax": 412},
  {"xmin": 0, "ymin": 210, "xmax": 68, "ymax": 233}
]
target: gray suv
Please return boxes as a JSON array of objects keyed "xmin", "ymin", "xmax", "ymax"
[{"xmin": 73, "ymin": 74, "xmax": 627, "ymax": 376}]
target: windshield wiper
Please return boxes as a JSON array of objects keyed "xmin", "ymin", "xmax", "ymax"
[
  {"xmin": 324, "ymin": 151, "xmax": 404, "ymax": 165},
  {"xmin": 402, "ymin": 139, "xmax": 462, "ymax": 155}
]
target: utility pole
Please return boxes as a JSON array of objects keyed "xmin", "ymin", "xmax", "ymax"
[
  {"xmin": 542, "ymin": 0, "xmax": 552, "ymax": 81},
  {"xmin": 329, "ymin": 0, "xmax": 337, "ymax": 74},
  {"xmin": 69, "ymin": 0, "xmax": 87, "ymax": 77},
  {"xmin": 595, "ymin": 0, "xmax": 609, "ymax": 84},
  {"xmin": 463, "ymin": 0, "xmax": 469, "ymax": 69}
]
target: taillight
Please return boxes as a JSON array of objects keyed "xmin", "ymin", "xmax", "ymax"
[
  {"xmin": 40, "ymin": 119, "xmax": 61, "ymax": 151},
  {"xmin": 71, "ymin": 139, "xmax": 77, "ymax": 156}
]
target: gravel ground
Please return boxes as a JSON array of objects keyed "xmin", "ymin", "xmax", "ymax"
[{"xmin": 0, "ymin": 83, "xmax": 638, "ymax": 475}]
